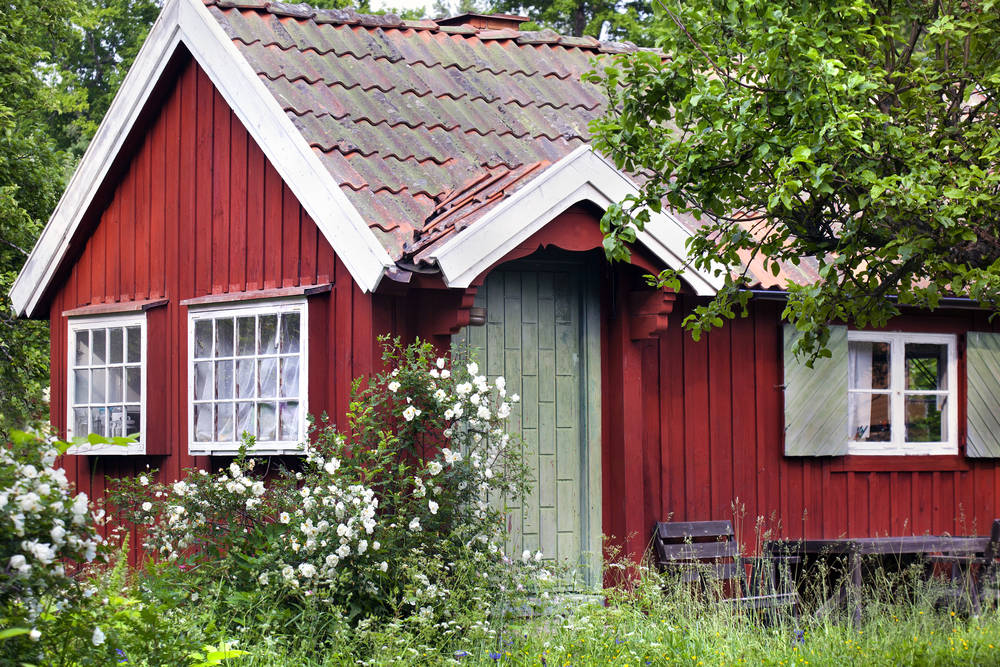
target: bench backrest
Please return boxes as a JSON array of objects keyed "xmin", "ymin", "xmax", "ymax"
[{"xmin": 653, "ymin": 520, "xmax": 742, "ymax": 583}]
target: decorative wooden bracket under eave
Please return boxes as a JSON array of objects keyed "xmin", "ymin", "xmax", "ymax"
[
  {"xmin": 423, "ymin": 286, "xmax": 481, "ymax": 338},
  {"xmin": 628, "ymin": 289, "xmax": 677, "ymax": 340}
]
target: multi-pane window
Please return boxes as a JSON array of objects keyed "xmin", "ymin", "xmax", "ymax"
[
  {"xmin": 848, "ymin": 331, "xmax": 957, "ymax": 455},
  {"xmin": 188, "ymin": 300, "xmax": 307, "ymax": 453},
  {"xmin": 67, "ymin": 315, "xmax": 145, "ymax": 454}
]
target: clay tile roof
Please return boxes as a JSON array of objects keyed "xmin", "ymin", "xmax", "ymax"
[
  {"xmin": 202, "ymin": 0, "xmax": 630, "ymax": 263},
  {"xmin": 202, "ymin": 1, "xmax": 809, "ymax": 287}
]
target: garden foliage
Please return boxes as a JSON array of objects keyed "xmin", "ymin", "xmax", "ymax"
[{"xmin": 110, "ymin": 339, "xmax": 544, "ymax": 640}]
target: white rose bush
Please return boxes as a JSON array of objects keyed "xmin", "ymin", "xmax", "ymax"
[
  {"xmin": 0, "ymin": 431, "xmax": 104, "ymax": 660},
  {"xmin": 110, "ymin": 338, "xmax": 540, "ymax": 642}
]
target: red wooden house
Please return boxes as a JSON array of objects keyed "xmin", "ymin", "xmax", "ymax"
[{"xmin": 11, "ymin": 0, "xmax": 1000, "ymax": 570}]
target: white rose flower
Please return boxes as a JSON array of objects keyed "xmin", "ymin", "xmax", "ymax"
[
  {"xmin": 455, "ymin": 382, "xmax": 472, "ymax": 396},
  {"xmin": 28, "ymin": 629, "xmax": 40, "ymax": 642},
  {"xmin": 444, "ymin": 409, "xmax": 454, "ymax": 420},
  {"xmin": 388, "ymin": 381, "xmax": 401, "ymax": 393},
  {"xmin": 279, "ymin": 512, "xmax": 291, "ymax": 524},
  {"xmin": 402, "ymin": 405, "xmax": 420, "ymax": 422},
  {"xmin": 511, "ymin": 393, "xmax": 520, "ymax": 403},
  {"xmin": 50, "ymin": 525, "xmax": 66, "ymax": 544},
  {"xmin": 298, "ymin": 563, "xmax": 317, "ymax": 578},
  {"xmin": 141, "ymin": 501, "xmax": 153, "ymax": 512},
  {"xmin": 427, "ymin": 461, "xmax": 443, "ymax": 476},
  {"xmin": 172, "ymin": 481, "xmax": 188, "ymax": 497},
  {"xmin": 441, "ymin": 369, "xmax": 451, "ymax": 379},
  {"xmin": 380, "ymin": 561, "xmax": 389, "ymax": 572},
  {"xmin": 534, "ymin": 550, "xmax": 543, "ymax": 562},
  {"xmin": 258, "ymin": 572, "xmax": 269, "ymax": 586},
  {"xmin": 91, "ymin": 627, "xmax": 106, "ymax": 647},
  {"xmin": 336, "ymin": 543, "xmax": 351, "ymax": 558},
  {"xmin": 436, "ymin": 357, "xmax": 446, "ymax": 369},
  {"xmin": 372, "ymin": 541, "xmax": 381, "ymax": 551},
  {"xmin": 522, "ymin": 549, "xmax": 531, "ymax": 562},
  {"xmin": 358, "ymin": 540, "xmax": 368, "ymax": 554},
  {"xmin": 408, "ymin": 517, "xmax": 421, "ymax": 531},
  {"xmin": 324, "ymin": 458, "xmax": 341, "ymax": 475},
  {"xmin": 139, "ymin": 475, "xmax": 149, "ymax": 486},
  {"xmin": 433, "ymin": 388, "xmax": 447, "ymax": 402},
  {"xmin": 9, "ymin": 554, "xmax": 27, "ymax": 573},
  {"xmin": 477, "ymin": 405, "xmax": 491, "ymax": 420},
  {"xmin": 467, "ymin": 361, "xmax": 479, "ymax": 375},
  {"xmin": 428, "ymin": 500, "xmax": 439, "ymax": 515},
  {"xmin": 495, "ymin": 376, "xmax": 506, "ymax": 391},
  {"xmin": 497, "ymin": 402, "xmax": 511, "ymax": 418}
]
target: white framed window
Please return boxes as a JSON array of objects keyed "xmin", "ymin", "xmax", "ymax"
[
  {"xmin": 67, "ymin": 314, "xmax": 146, "ymax": 455},
  {"xmin": 848, "ymin": 331, "xmax": 957, "ymax": 455},
  {"xmin": 187, "ymin": 298, "xmax": 308, "ymax": 454}
]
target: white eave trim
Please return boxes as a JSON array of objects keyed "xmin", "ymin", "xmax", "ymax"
[
  {"xmin": 426, "ymin": 145, "xmax": 723, "ymax": 295},
  {"xmin": 10, "ymin": 0, "xmax": 393, "ymax": 318}
]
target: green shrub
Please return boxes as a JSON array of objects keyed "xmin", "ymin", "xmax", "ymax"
[{"xmin": 111, "ymin": 339, "xmax": 543, "ymax": 643}]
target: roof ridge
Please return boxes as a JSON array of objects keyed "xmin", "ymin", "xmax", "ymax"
[{"xmin": 206, "ymin": 1, "xmax": 643, "ymax": 54}]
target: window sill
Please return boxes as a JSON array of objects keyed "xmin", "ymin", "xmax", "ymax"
[{"xmin": 830, "ymin": 455, "xmax": 969, "ymax": 473}]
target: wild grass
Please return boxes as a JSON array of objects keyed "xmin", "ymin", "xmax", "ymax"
[{"xmin": 180, "ymin": 556, "xmax": 1000, "ymax": 666}]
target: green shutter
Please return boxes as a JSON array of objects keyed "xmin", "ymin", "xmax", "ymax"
[
  {"xmin": 783, "ymin": 324, "xmax": 849, "ymax": 456},
  {"xmin": 966, "ymin": 332, "xmax": 1000, "ymax": 458}
]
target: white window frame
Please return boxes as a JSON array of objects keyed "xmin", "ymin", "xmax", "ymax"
[
  {"xmin": 847, "ymin": 330, "xmax": 958, "ymax": 456},
  {"xmin": 187, "ymin": 297, "xmax": 309, "ymax": 455},
  {"xmin": 66, "ymin": 313, "xmax": 147, "ymax": 455}
]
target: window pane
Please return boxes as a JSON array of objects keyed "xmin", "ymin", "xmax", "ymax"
[
  {"xmin": 108, "ymin": 367, "xmax": 124, "ymax": 403},
  {"xmin": 258, "ymin": 315, "xmax": 277, "ymax": 355},
  {"xmin": 91, "ymin": 368, "xmax": 106, "ymax": 403},
  {"xmin": 906, "ymin": 343, "xmax": 947, "ymax": 391},
  {"xmin": 75, "ymin": 331, "xmax": 90, "ymax": 367},
  {"xmin": 237, "ymin": 317, "xmax": 255, "ymax": 356},
  {"xmin": 194, "ymin": 320, "xmax": 213, "ymax": 358},
  {"xmin": 280, "ymin": 357, "xmax": 299, "ymax": 398},
  {"xmin": 194, "ymin": 361, "xmax": 212, "ymax": 401},
  {"xmin": 126, "ymin": 367, "xmax": 141, "ymax": 403},
  {"xmin": 236, "ymin": 402, "xmax": 254, "ymax": 441},
  {"xmin": 849, "ymin": 392, "xmax": 891, "ymax": 442},
  {"xmin": 216, "ymin": 318, "xmax": 234, "ymax": 357},
  {"xmin": 280, "ymin": 401, "xmax": 299, "ymax": 441},
  {"xmin": 259, "ymin": 358, "xmax": 277, "ymax": 398},
  {"xmin": 849, "ymin": 341, "xmax": 890, "ymax": 390},
  {"xmin": 73, "ymin": 408, "xmax": 88, "ymax": 437},
  {"xmin": 236, "ymin": 359, "xmax": 255, "ymax": 399},
  {"xmin": 92, "ymin": 329, "xmax": 106, "ymax": 365},
  {"xmin": 127, "ymin": 327, "xmax": 141, "ymax": 363},
  {"xmin": 125, "ymin": 405, "xmax": 141, "ymax": 436},
  {"xmin": 258, "ymin": 402, "xmax": 277, "ymax": 441},
  {"xmin": 194, "ymin": 404, "xmax": 213, "ymax": 442},
  {"xmin": 215, "ymin": 360, "xmax": 234, "ymax": 400},
  {"xmin": 74, "ymin": 370, "xmax": 89, "ymax": 405},
  {"xmin": 91, "ymin": 407, "xmax": 107, "ymax": 437},
  {"xmin": 109, "ymin": 406, "xmax": 125, "ymax": 438},
  {"xmin": 280, "ymin": 313, "xmax": 300, "ymax": 354},
  {"xmin": 109, "ymin": 328, "xmax": 124, "ymax": 364},
  {"xmin": 216, "ymin": 403, "xmax": 234, "ymax": 442},
  {"xmin": 905, "ymin": 394, "xmax": 946, "ymax": 442}
]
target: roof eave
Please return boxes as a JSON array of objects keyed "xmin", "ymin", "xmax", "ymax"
[
  {"xmin": 425, "ymin": 145, "xmax": 723, "ymax": 296},
  {"xmin": 10, "ymin": 0, "xmax": 394, "ymax": 318}
]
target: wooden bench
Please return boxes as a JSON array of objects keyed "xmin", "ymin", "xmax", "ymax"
[
  {"xmin": 652, "ymin": 520, "xmax": 798, "ymax": 615},
  {"xmin": 928, "ymin": 518, "xmax": 1000, "ymax": 614}
]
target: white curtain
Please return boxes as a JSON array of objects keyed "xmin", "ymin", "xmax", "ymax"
[{"xmin": 848, "ymin": 342, "xmax": 873, "ymax": 440}]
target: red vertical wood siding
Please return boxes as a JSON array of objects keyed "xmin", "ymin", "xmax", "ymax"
[{"xmin": 47, "ymin": 60, "xmax": 395, "ymax": 503}]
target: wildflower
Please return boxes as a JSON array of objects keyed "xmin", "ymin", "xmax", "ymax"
[
  {"xmin": 402, "ymin": 405, "xmax": 421, "ymax": 422},
  {"xmin": 428, "ymin": 500, "xmax": 439, "ymax": 515},
  {"xmin": 279, "ymin": 512, "xmax": 291, "ymax": 524},
  {"xmin": 92, "ymin": 627, "xmax": 106, "ymax": 646},
  {"xmin": 388, "ymin": 381, "xmax": 401, "ymax": 393}
]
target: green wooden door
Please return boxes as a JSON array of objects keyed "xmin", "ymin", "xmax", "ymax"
[{"xmin": 454, "ymin": 260, "xmax": 602, "ymax": 587}]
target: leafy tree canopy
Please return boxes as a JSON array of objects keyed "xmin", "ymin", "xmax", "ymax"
[
  {"xmin": 588, "ymin": 0, "xmax": 1000, "ymax": 359},
  {"xmin": 491, "ymin": 0, "xmax": 653, "ymax": 44}
]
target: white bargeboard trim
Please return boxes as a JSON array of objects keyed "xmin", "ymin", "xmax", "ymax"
[
  {"xmin": 10, "ymin": 0, "xmax": 393, "ymax": 318},
  {"xmin": 426, "ymin": 146, "xmax": 723, "ymax": 295}
]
